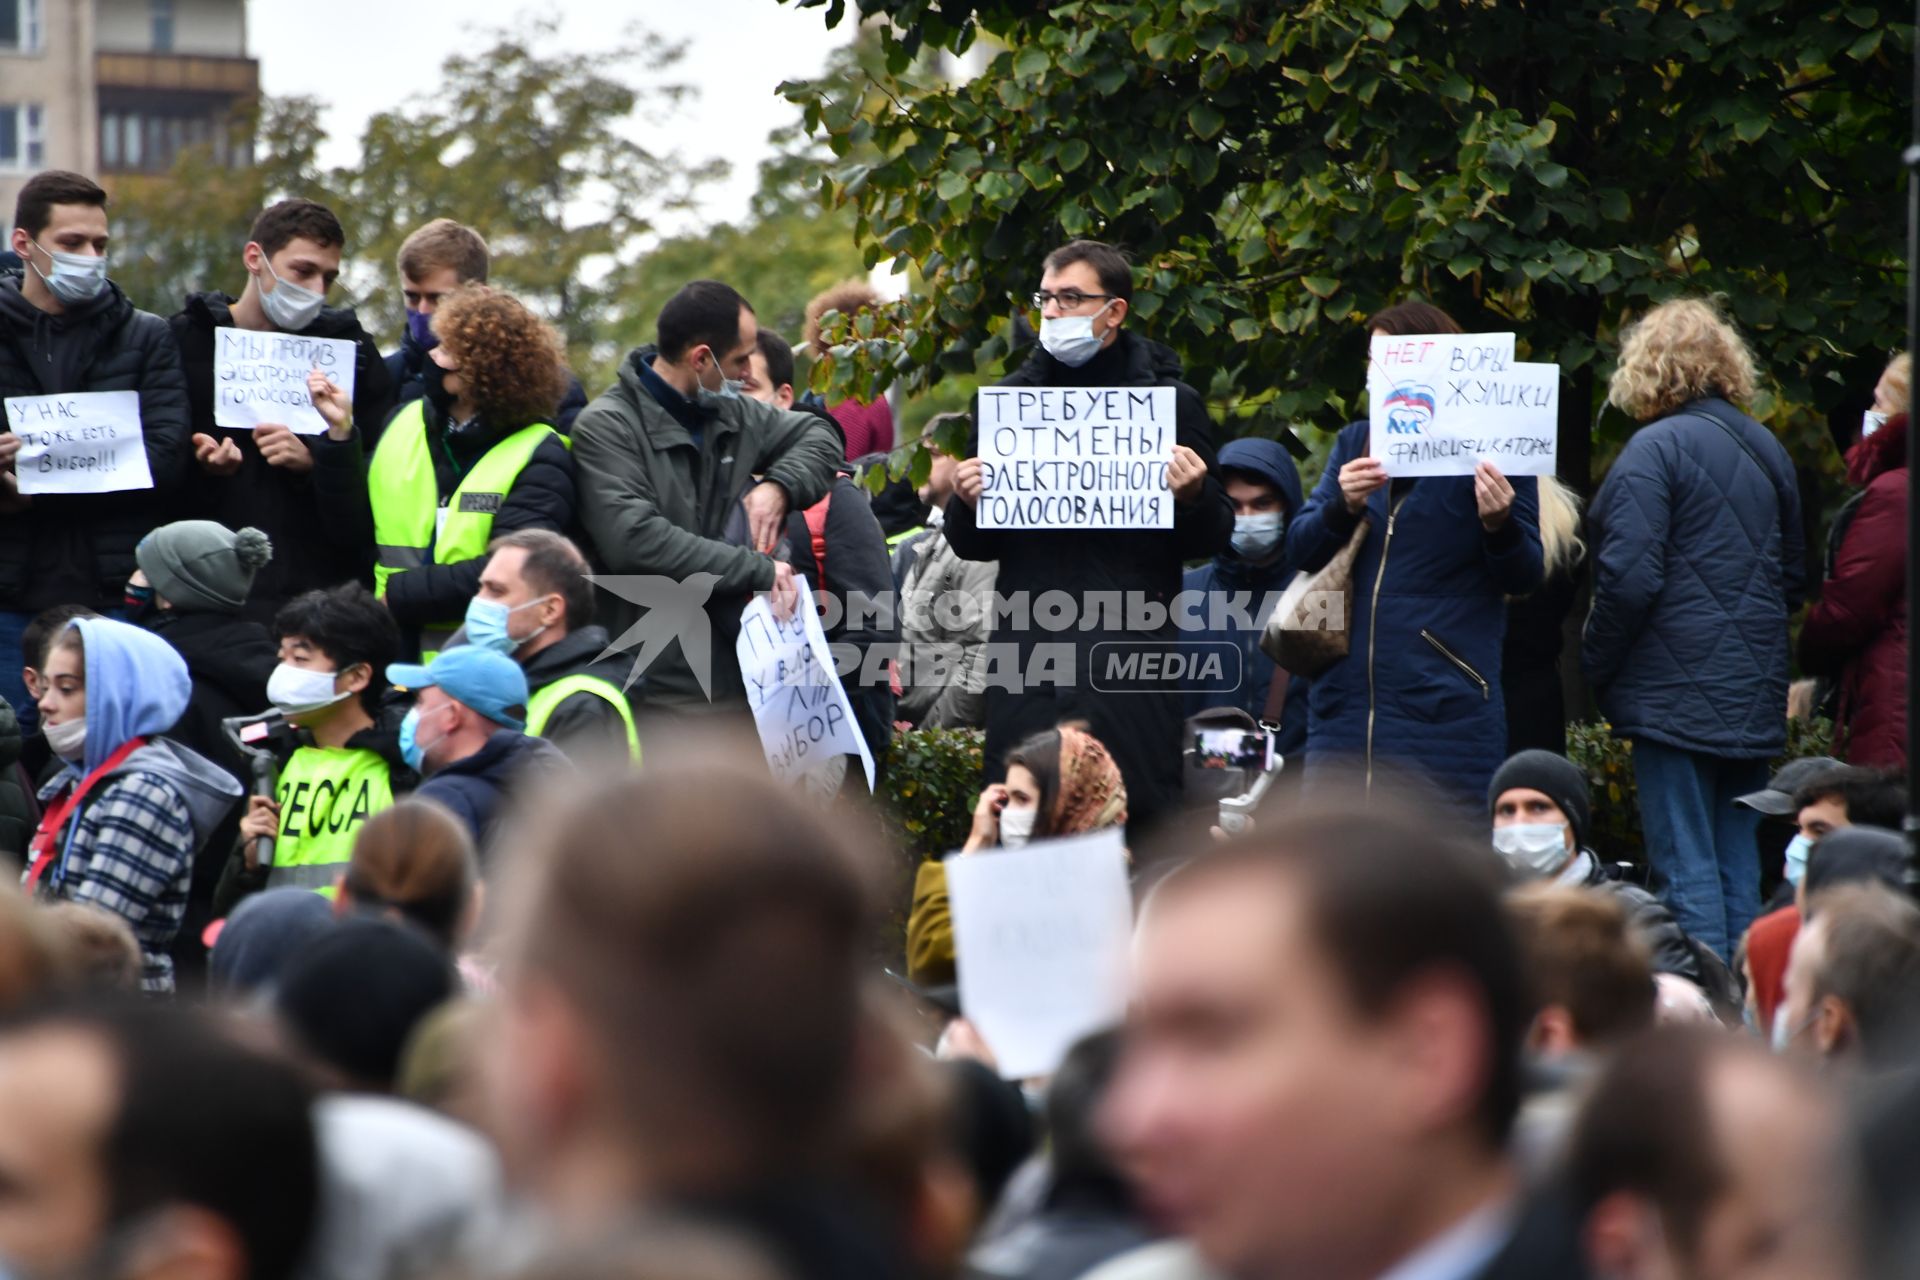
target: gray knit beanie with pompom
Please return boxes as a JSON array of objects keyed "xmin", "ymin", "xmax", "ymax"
[{"xmin": 134, "ymin": 521, "xmax": 273, "ymax": 615}]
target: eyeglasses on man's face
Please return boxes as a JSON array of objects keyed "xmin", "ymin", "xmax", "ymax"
[{"xmin": 1032, "ymin": 289, "xmax": 1114, "ymax": 311}]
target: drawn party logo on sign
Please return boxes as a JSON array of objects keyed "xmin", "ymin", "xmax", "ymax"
[{"xmin": 1380, "ymin": 384, "xmax": 1436, "ymax": 435}]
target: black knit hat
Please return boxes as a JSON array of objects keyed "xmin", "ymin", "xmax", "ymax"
[{"xmin": 1487, "ymin": 749, "xmax": 1591, "ymax": 849}]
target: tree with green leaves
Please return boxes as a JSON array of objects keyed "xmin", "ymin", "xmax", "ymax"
[
  {"xmin": 108, "ymin": 97, "xmax": 338, "ymax": 315},
  {"xmin": 778, "ymin": 0, "xmax": 1909, "ymax": 501}
]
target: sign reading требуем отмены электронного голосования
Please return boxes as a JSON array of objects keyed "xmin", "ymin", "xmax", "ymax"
[{"xmin": 976, "ymin": 386, "xmax": 1176, "ymax": 529}]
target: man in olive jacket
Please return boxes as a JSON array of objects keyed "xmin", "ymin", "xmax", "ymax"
[{"xmin": 573, "ymin": 281, "xmax": 842, "ymax": 709}]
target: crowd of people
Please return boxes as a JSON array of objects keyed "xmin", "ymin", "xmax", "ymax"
[{"xmin": 0, "ymin": 161, "xmax": 1915, "ymax": 1280}]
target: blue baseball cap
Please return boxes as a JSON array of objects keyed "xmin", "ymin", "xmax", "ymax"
[{"xmin": 387, "ymin": 646, "xmax": 529, "ymax": 730}]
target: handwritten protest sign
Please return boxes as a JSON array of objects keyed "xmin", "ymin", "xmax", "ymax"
[
  {"xmin": 947, "ymin": 828, "xmax": 1133, "ymax": 1080},
  {"xmin": 4, "ymin": 391, "xmax": 153, "ymax": 495},
  {"xmin": 976, "ymin": 385, "xmax": 1175, "ymax": 529},
  {"xmin": 1367, "ymin": 332, "xmax": 1560, "ymax": 478},
  {"xmin": 212, "ymin": 328, "xmax": 357, "ymax": 435},
  {"xmin": 736, "ymin": 574, "xmax": 877, "ymax": 790}
]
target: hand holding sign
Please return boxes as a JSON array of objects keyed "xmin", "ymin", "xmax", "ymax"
[
  {"xmin": 1475, "ymin": 461, "xmax": 1515, "ymax": 531},
  {"xmin": 305, "ymin": 368, "xmax": 352, "ymax": 440},
  {"xmin": 1339, "ymin": 456, "xmax": 1389, "ymax": 514},
  {"xmin": 954, "ymin": 457, "xmax": 985, "ymax": 506}
]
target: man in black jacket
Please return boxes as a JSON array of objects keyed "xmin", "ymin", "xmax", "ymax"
[
  {"xmin": 746, "ymin": 329, "xmax": 897, "ymax": 776},
  {"xmin": 945, "ymin": 240, "xmax": 1233, "ymax": 835},
  {"xmin": 470, "ymin": 529, "xmax": 639, "ymax": 765},
  {"xmin": 383, "ymin": 217, "xmax": 586, "ymax": 430},
  {"xmin": 168, "ymin": 198, "xmax": 394, "ymax": 623},
  {"xmin": 128, "ymin": 519, "xmax": 278, "ymax": 987},
  {"xmin": 1489, "ymin": 749, "xmax": 1738, "ymax": 1004},
  {"xmin": 0, "ymin": 170, "xmax": 191, "ymax": 732}
]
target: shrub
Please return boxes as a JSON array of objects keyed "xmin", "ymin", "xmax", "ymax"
[{"xmin": 882, "ymin": 727, "xmax": 986, "ymax": 862}]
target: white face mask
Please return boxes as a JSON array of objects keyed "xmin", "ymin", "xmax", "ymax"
[
  {"xmin": 28, "ymin": 241, "xmax": 109, "ymax": 306},
  {"xmin": 1863, "ymin": 409, "xmax": 1888, "ymax": 439},
  {"xmin": 267, "ymin": 662, "xmax": 345, "ymax": 715},
  {"xmin": 1492, "ymin": 821, "xmax": 1570, "ymax": 877},
  {"xmin": 258, "ymin": 256, "xmax": 325, "ymax": 331},
  {"xmin": 999, "ymin": 804, "xmax": 1038, "ymax": 848},
  {"xmin": 1039, "ymin": 301, "xmax": 1114, "ymax": 368},
  {"xmin": 44, "ymin": 716, "xmax": 86, "ymax": 762}
]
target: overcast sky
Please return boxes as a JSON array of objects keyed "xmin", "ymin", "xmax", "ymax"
[{"xmin": 248, "ymin": 0, "xmax": 851, "ymax": 236}]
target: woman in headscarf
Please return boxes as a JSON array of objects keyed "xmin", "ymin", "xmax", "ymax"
[{"xmin": 906, "ymin": 724, "xmax": 1129, "ymax": 986}]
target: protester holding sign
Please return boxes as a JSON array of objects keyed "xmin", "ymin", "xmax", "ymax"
[
  {"xmin": 1583, "ymin": 298, "xmax": 1804, "ymax": 963},
  {"xmin": 24, "ymin": 617, "xmax": 242, "ymax": 994},
  {"xmin": 906, "ymin": 723, "xmax": 1129, "ymax": 988},
  {"xmin": 1286, "ymin": 301, "xmax": 1543, "ymax": 807},
  {"xmin": 945, "ymin": 241, "xmax": 1232, "ymax": 835},
  {"xmin": 315, "ymin": 284, "xmax": 575, "ymax": 660},
  {"xmin": 168, "ymin": 198, "xmax": 395, "ymax": 623},
  {"xmin": 0, "ymin": 171, "xmax": 191, "ymax": 732}
]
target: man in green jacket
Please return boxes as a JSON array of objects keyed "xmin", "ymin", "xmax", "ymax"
[{"xmin": 573, "ymin": 281, "xmax": 843, "ymax": 709}]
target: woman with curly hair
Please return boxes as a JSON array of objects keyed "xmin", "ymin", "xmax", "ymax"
[
  {"xmin": 312, "ymin": 284, "xmax": 576, "ymax": 658},
  {"xmin": 1582, "ymin": 297, "xmax": 1804, "ymax": 963}
]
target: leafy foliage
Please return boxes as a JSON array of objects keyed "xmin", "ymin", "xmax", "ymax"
[
  {"xmin": 881, "ymin": 727, "xmax": 986, "ymax": 860},
  {"xmin": 779, "ymin": 0, "xmax": 1910, "ymax": 507}
]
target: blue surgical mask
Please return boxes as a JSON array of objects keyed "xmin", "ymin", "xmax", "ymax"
[
  {"xmin": 1231, "ymin": 512, "xmax": 1286, "ymax": 559},
  {"xmin": 407, "ymin": 309, "xmax": 439, "ymax": 351},
  {"xmin": 695, "ymin": 347, "xmax": 744, "ymax": 406},
  {"xmin": 29, "ymin": 240, "xmax": 108, "ymax": 307},
  {"xmin": 258, "ymin": 256, "xmax": 325, "ymax": 331},
  {"xmin": 398, "ymin": 705, "xmax": 446, "ymax": 774},
  {"xmin": 1039, "ymin": 301, "xmax": 1114, "ymax": 368},
  {"xmin": 464, "ymin": 595, "xmax": 553, "ymax": 655},
  {"xmin": 1783, "ymin": 832, "xmax": 1813, "ymax": 887}
]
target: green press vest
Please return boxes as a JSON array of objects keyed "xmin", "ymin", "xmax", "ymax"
[
  {"xmin": 525, "ymin": 674, "xmax": 641, "ymax": 762},
  {"xmin": 265, "ymin": 745, "xmax": 394, "ymax": 895},
  {"xmin": 369, "ymin": 401, "xmax": 561, "ymax": 649}
]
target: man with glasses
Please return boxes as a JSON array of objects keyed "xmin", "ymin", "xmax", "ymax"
[{"xmin": 942, "ymin": 239, "xmax": 1233, "ymax": 835}]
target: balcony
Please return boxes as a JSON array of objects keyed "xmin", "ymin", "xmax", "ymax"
[{"xmin": 95, "ymin": 50, "xmax": 257, "ymax": 97}]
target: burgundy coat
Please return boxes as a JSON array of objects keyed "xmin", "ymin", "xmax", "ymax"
[{"xmin": 1801, "ymin": 413, "xmax": 1909, "ymax": 769}]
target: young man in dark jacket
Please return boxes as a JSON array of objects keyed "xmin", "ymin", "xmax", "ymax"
[
  {"xmin": 0, "ymin": 170, "xmax": 191, "ymax": 730},
  {"xmin": 1180, "ymin": 436, "xmax": 1309, "ymax": 763},
  {"xmin": 386, "ymin": 646, "xmax": 568, "ymax": 863},
  {"xmin": 945, "ymin": 241, "xmax": 1234, "ymax": 836},
  {"xmin": 168, "ymin": 198, "xmax": 394, "ymax": 623},
  {"xmin": 746, "ymin": 329, "xmax": 898, "ymax": 773},
  {"xmin": 129, "ymin": 519, "xmax": 278, "ymax": 984},
  {"xmin": 382, "ymin": 218, "xmax": 586, "ymax": 431},
  {"xmin": 468, "ymin": 529, "xmax": 639, "ymax": 765}
]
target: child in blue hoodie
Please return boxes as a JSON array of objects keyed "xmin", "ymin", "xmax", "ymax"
[{"xmin": 25, "ymin": 617, "xmax": 241, "ymax": 993}]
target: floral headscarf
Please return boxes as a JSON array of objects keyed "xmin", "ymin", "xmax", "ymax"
[{"xmin": 1052, "ymin": 725, "xmax": 1129, "ymax": 835}]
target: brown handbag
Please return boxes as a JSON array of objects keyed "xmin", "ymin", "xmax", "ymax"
[{"xmin": 1260, "ymin": 514, "xmax": 1371, "ymax": 679}]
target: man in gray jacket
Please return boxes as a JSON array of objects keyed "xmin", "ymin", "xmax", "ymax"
[{"xmin": 573, "ymin": 281, "xmax": 843, "ymax": 708}]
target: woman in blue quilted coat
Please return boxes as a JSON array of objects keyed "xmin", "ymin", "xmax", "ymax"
[
  {"xmin": 1583, "ymin": 299, "xmax": 1804, "ymax": 963},
  {"xmin": 1287, "ymin": 302, "xmax": 1545, "ymax": 806}
]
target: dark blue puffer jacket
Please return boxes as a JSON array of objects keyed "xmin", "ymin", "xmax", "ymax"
[
  {"xmin": 1286, "ymin": 421, "xmax": 1544, "ymax": 802},
  {"xmin": 1182, "ymin": 437, "xmax": 1309, "ymax": 760},
  {"xmin": 1582, "ymin": 397, "xmax": 1805, "ymax": 757}
]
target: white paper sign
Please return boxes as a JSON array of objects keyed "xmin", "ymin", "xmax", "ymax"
[
  {"xmin": 947, "ymin": 828, "xmax": 1134, "ymax": 1080},
  {"xmin": 976, "ymin": 385, "xmax": 1175, "ymax": 529},
  {"xmin": 1366, "ymin": 332, "xmax": 1559, "ymax": 477},
  {"xmin": 4, "ymin": 391, "xmax": 153, "ymax": 494},
  {"xmin": 736, "ymin": 573, "xmax": 877, "ymax": 790},
  {"xmin": 212, "ymin": 327, "xmax": 357, "ymax": 435}
]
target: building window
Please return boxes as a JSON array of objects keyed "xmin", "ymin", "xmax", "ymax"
[
  {"xmin": 124, "ymin": 112, "xmax": 143, "ymax": 169},
  {"xmin": 101, "ymin": 112, "xmax": 120, "ymax": 168},
  {"xmin": 0, "ymin": 103, "xmax": 44, "ymax": 171},
  {"xmin": 150, "ymin": 0, "xmax": 174, "ymax": 52},
  {"xmin": 1, "ymin": 0, "xmax": 45, "ymax": 53}
]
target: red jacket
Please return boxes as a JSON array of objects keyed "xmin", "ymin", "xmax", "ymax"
[{"xmin": 1801, "ymin": 413, "xmax": 1908, "ymax": 769}]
